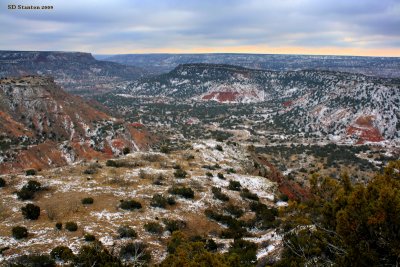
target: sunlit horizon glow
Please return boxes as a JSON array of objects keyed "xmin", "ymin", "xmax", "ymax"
[
  {"xmin": 96, "ymin": 46, "xmax": 400, "ymax": 57},
  {"xmin": 1, "ymin": 0, "xmax": 399, "ymax": 57}
]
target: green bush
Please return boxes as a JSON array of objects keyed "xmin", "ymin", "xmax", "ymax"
[
  {"xmin": 65, "ymin": 222, "xmax": 78, "ymax": 232},
  {"xmin": 0, "ymin": 177, "xmax": 5, "ymax": 187},
  {"xmin": 150, "ymin": 194, "xmax": 168, "ymax": 208},
  {"xmin": 81, "ymin": 197, "xmax": 94, "ymax": 205},
  {"xmin": 17, "ymin": 180, "xmax": 42, "ymax": 200},
  {"xmin": 122, "ymin": 147, "xmax": 130, "ymax": 155},
  {"xmin": 160, "ymin": 145, "xmax": 171, "ymax": 154},
  {"xmin": 206, "ymin": 172, "xmax": 213, "ymax": 177},
  {"xmin": 84, "ymin": 234, "xmax": 96, "ymax": 242},
  {"xmin": 118, "ymin": 225, "xmax": 137, "ymax": 238},
  {"xmin": 12, "ymin": 226, "xmax": 28, "ymax": 239},
  {"xmin": 211, "ymin": 187, "xmax": 229, "ymax": 202},
  {"xmin": 163, "ymin": 219, "xmax": 186, "ymax": 233},
  {"xmin": 168, "ymin": 186, "xmax": 194, "ymax": 199},
  {"xmin": 215, "ymin": 145, "xmax": 223, "ymax": 151},
  {"xmin": 144, "ymin": 222, "xmax": 163, "ymax": 234},
  {"xmin": 217, "ymin": 173, "xmax": 225, "ymax": 179},
  {"xmin": 119, "ymin": 199, "xmax": 142, "ymax": 210},
  {"xmin": 228, "ymin": 239, "xmax": 257, "ymax": 266},
  {"xmin": 224, "ymin": 204, "xmax": 244, "ymax": 218},
  {"xmin": 120, "ymin": 242, "xmax": 151, "ymax": 263},
  {"xmin": 240, "ymin": 188, "xmax": 259, "ymax": 201},
  {"xmin": 106, "ymin": 160, "xmax": 118, "ymax": 167},
  {"xmin": 55, "ymin": 222, "xmax": 62, "ymax": 230},
  {"xmin": 25, "ymin": 169, "xmax": 37, "ymax": 176},
  {"xmin": 228, "ymin": 180, "xmax": 241, "ymax": 191},
  {"xmin": 73, "ymin": 241, "xmax": 122, "ymax": 266},
  {"xmin": 21, "ymin": 203, "xmax": 40, "ymax": 220},
  {"xmin": 174, "ymin": 169, "xmax": 188, "ymax": 179},
  {"xmin": 50, "ymin": 246, "xmax": 74, "ymax": 261},
  {"xmin": 10, "ymin": 254, "xmax": 55, "ymax": 267}
]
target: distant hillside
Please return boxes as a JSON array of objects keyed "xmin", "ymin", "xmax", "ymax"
[
  {"xmin": 103, "ymin": 53, "xmax": 400, "ymax": 78},
  {"xmin": 119, "ymin": 63, "xmax": 400, "ymax": 143},
  {"xmin": 0, "ymin": 76, "xmax": 154, "ymax": 173},
  {"xmin": 0, "ymin": 51, "xmax": 146, "ymax": 95}
]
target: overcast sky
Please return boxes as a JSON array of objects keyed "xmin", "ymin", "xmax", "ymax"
[{"xmin": 1, "ymin": 0, "xmax": 399, "ymax": 56}]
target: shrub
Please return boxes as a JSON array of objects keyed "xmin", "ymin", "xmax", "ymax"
[
  {"xmin": 10, "ymin": 254, "xmax": 55, "ymax": 267},
  {"xmin": 205, "ymin": 239, "xmax": 218, "ymax": 252},
  {"xmin": 160, "ymin": 145, "xmax": 171, "ymax": 154},
  {"xmin": 120, "ymin": 242, "xmax": 151, "ymax": 263},
  {"xmin": 118, "ymin": 225, "xmax": 137, "ymax": 238},
  {"xmin": 240, "ymin": 188, "xmax": 259, "ymax": 201},
  {"xmin": 228, "ymin": 180, "xmax": 241, "ymax": 191},
  {"xmin": 211, "ymin": 187, "xmax": 229, "ymax": 202},
  {"xmin": 226, "ymin": 168, "xmax": 236, "ymax": 174},
  {"xmin": 167, "ymin": 196, "xmax": 176, "ymax": 205},
  {"xmin": 224, "ymin": 204, "xmax": 244, "ymax": 218},
  {"xmin": 50, "ymin": 246, "xmax": 74, "ymax": 261},
  {"xmin": 119, "ymin": 199, "xmax": 142, "ymax": 210},
  {"xmin": 24, "ymin": 180, "xmax": 42, "ymax": 192},
  {"xmin": 25, "ymin": 169, "xmax": 37, "ymax": 176},
  {"xmin": 21, "ymin": 203, "xmax": 40, "ymax": 220},
  {"xmin": 168, "ymin": 186, "xmax": 194, "ymax": 199},
  {"xmin": 16, "ymin": 189, "xmax": 35, "ymax": 200},
  {"xmin": 150, "ymin": 194, "xmax": 168, "ymax": 208},
  {"xmin": 174, "ymin": 169, "xmax": 187, "ymax": 179},
  {"xmin": 279, "ymin": 193, "xmax": 289, "ymax": 202},
  {"xmin": 84, "ymin": 234, "xmax": 96, "ymax": 242},
  {"xmin": 81, "ymin": 197, "xmax": 94, "ymax": 205},
  {"xmin": 55, "ymin": 222, "xmax": 62, "ymax": 230},
  {"xmin": 0, "ymin": 177, "xmax": 5, "ymax": 187},
  {"xmin": 83, "ymin": 168, "xmax": 96, "ymax": 175},
  {"xmin": 17, "ymin": 180, "xmax": 42, "ymax": 200},
  {"xmin": 122, "ymin": 147, "xmax": 130, "ymax": 155},
  {"xmin": 206, "ymin": 172, "xmax": 213, "ymax": 177},
  {"xmin": 144, "ymin": 222, "xmax": 163, "ymax": 234},
  {"xmin": 215, "ymin": 145, "xmax": 223, "ymax": 151},
  {"xmin": 73, "ymin": 241, "xmax": 121, "ymax": 266},
  {"xmin": 228, "ymin": 239, "xmax": 257, "ymax": 266},
  {"xmin": 163, "ymin": 219, "xmax": 186, "ymax": 233},
  {"xmin": 12, "ymin": 226, "xmax": 28, "ymax": 239},
  {"xmin": 217, "ymin": 173, "xmax": 225, "ymax": 179},
  {"xmin": 65, "ymin": 222, "xmax": 78, "ymax": 232},
  {"xmin": 106, "ymin": 160, "xmax": 118, "ymax": 167}
]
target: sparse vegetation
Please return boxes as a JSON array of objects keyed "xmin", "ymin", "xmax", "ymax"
[
  {"xmin": 119, "ymin": 242, "xmax": 151, "ymax": 264},
  {"xmin": 144, "ymin": 222, "xmax": 164, "ymax": 234},
  {"xmin": 119, "ymin": 199, "xmax": 142, "ymax": 210},
  {"xmin": 150, "ymin": 194, "xmax": 175, "ymax": 208},
  {"xmin": 118, "ymin": 225, "xmax": 137, "ymax": 239},
  {"xmin": 211, "ymin": 186, "xmax": 229, "ymax": 201},
  {"xmin": 81, "ymin": 197, "xmax": 94, "ymax": 205},
  {"xmin": 16, "ymin": 180, "xmax": 43, "ymax": 201},
  {"xmin": 163, "ymin": 219, "xmax": 187, "ymax": 233},
  {"xmin": 50, "ymin": 246, "xmax": 74, "ymax": 262},
  {"xmin": 240, "ymin": 188, "xmax": 259, "ymax": 201},
  {"xmin": 174, "ymin": 168, "xmax": 187, "ymax": 178},
  {"xmin": 25, "ymin": 169, "xmax": 37, "ymax": 176},
  {"xmin": 84, "ymin": 234, "xmax": 96, "ymax": 242},
  {"xmin": 21, "ymin": 203, "xmax": 40, "ymax": 220},
  {"xmin": 55, "ymin": 222, "xmax": 62, "ymax": 230},
  {"xmin": 168, "ymin": 186, "xmax": 194, "ymax": 199},
  {"xmin": 228, "ymin": 180, "xmax": 241, "ymax": 191},
  {"xmin": 65, "ymin": 222, "xmax": 78, "ymax": 232},
  {"xmin": 0, "ymin": 177, "xmax": 5, "ymax": 187},
  {"xmin": 12, "ymin": 226, "xmax": 28, "ymax": 239}
]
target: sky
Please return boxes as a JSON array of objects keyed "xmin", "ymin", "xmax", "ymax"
[{"xmin": 1, "ymin": 0, "xmax": 400, "ymax": 56}]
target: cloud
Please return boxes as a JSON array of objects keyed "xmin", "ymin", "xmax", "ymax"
[{"xmin": 0, "ymin": 0, "xmax": 399, "ymax": 56}]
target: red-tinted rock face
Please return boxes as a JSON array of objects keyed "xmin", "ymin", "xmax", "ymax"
[
  {"xmin": 202, "ymin": 91, "xmax": 240, "ymax": 102},
  {"xmin": 0, "ymin": 76, "xmax": 154, "ymax": 174},
  {"xmin": 346, "ymin": 116, "xmax": 384, "ymax": 144}
]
